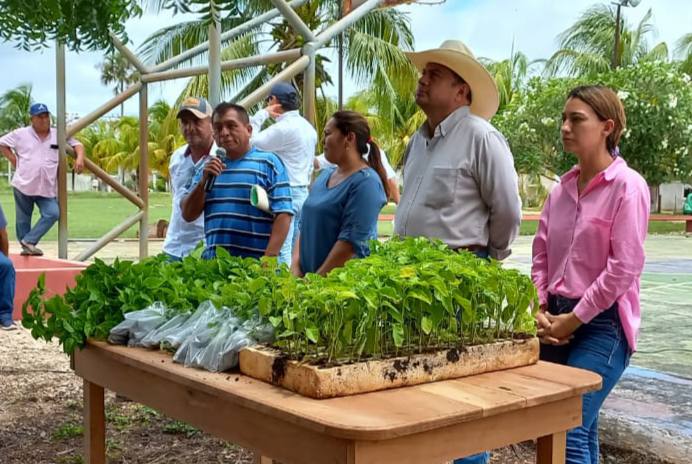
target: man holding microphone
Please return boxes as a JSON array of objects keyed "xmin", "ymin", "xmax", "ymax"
[{"xmin": 181, "ymin": 102, "xmax": 293, "ymax": 260}]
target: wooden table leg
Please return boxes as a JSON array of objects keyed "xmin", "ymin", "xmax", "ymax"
[
  {"xmin": 83, "ymin": 379, "xmax": 106, "ymax": 464},
  {"xmin": 536, "ymin": 431, "xmax": 566, "ymax": 464}
]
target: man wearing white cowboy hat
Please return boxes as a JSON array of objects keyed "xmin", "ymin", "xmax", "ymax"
[
  {"xmin": 394, "ymin": 40, "xmax": 521, "ymax": 263},
  {"xmin": 395, "ymin": 40, "xmax": 522, "ymax": 463}
]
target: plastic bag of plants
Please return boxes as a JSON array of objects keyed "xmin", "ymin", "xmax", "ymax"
[
  {"xmin": 198, "ymin": 317, "xmax": 275, "ymax": 372},
  {"xmin": 192, "ymin": 313, "xmax": 242, "ymax": 372},
  {"xmin": 140, "ymin": 312, "xmax": 191, "ymax": 349},
  {"xmin": 161, "ymin": 301, "xmax": 217, "ymax": 350},
  {"xmin": 107, "ymin": 302, "xmax": 168, "ymax": 346},
  {"xmin": 171, "ymin": 304, "xmax": 225, "ymax": 363}
]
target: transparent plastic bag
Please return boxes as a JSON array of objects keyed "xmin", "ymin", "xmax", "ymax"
[
  {"xmin": 140, "ymin": 312, "xmax": 191, "ymax": 349},
  {"xmin": 171, "ymin": 303, "xmax": 224, "ymax": 364},
  {"xmin": 161, "ymin": 301, "xmax": 217, "ymax": 350},
  {"xmin": 195, "ymin": 315, "xmax": 242, "ymax": 372},
  {"xmin": 107, "ymin": 302, "xmax": 168, "ymax": 346}
]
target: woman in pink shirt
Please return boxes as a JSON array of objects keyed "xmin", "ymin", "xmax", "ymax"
[{"xmin": 532, "ymin": 85, "xmax": 650, "ymax": 464}]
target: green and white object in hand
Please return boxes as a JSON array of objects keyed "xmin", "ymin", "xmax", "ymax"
[{"xmin": 251, "ymin": 185, "xmax": 271, "ymax": 213}]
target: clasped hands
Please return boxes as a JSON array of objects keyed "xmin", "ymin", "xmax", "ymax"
[{"xmin": 536, "ymin": 306, "xmax": 582, "ymax": 346}]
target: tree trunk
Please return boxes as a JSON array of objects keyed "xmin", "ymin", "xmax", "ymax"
[{"xmin": 650, "ymin": 184, "xmax": 661, "ymax": 213}]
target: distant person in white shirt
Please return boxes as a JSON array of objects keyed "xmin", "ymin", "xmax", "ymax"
[
  {"xmin": 314, "ymin": 146, "xmax": 400, "ymax": 204},
  {"xmin": 250, "ymin": 82, "xmax": 317, "ymax": 265},
  {"xmin": 162, "ymin": 97, "xmax": 216, "ymax": 261}
]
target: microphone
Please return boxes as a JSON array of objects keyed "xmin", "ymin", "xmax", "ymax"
[{"xmin": 205, "ymin": 147, "xmax": 226, "ymax": 192}]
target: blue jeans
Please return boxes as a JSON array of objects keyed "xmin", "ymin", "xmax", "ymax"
[
  {"xmin": 13, "ymin": 188, "xmax": 59, "ymax": 245},
  {"xmin": 279, "ymin": 185, "xmax": 308, "ymax": 266},
  {"xmin": 540, "ymin": 294, "xmax": 630, "ymax": 464},
  {"xmin": 0, "ymin": 252, "xmax": 15, "ymax": 325}
]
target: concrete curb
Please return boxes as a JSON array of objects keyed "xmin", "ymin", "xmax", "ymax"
[{"xmin": 600, "ymin": 366, "xmax": 692, "ymax": 463}]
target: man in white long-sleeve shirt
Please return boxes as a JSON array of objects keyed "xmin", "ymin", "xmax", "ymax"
[
  {"xmin": 250, "ymin": 82, "xmax": 317, "ymax": 264},
  {"xmin": 162, "ymin": 97, "xmax": 216, "ymax": 260}
]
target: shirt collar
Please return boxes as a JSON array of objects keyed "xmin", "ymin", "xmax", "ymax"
[
  {"xmin": 30, "ymin": 126, "xmax": 53, "ymax": 141},
  {"xmin": 419, "ymin": 105, "xmax": 471, "ymax": 140},
  {"xmin": 276, "ymin": 110, "xmax": 299, "ymax": 122},
  {"xmin": 560, "ymin": 156, "xmax": 626, "ymax": 184}
]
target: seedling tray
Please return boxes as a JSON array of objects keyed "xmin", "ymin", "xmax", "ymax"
[{"xmin": 239, "ymin": 337, "xmax": 539, "ymax": 399}]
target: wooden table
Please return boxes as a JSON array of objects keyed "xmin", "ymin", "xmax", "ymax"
[{"xmin": 73, "ymin": 341, "xmax": 601, "ymax": 464}]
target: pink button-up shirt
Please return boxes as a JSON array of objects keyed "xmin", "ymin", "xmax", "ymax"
[
  {"xmin": 531, "ymin": 157, "xmax": 650, "ymax": 351},
  {"xmin": 0, "ymin": 126, "xmax": 82, "ymax": 198}
]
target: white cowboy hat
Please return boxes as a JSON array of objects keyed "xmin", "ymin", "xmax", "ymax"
[{"xmin": 405, "ymin": 40, "xmax": 499, "ymax": 120}]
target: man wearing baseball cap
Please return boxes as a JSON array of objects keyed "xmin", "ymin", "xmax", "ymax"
[
  {"xmin": 394, "ymin": 40, "xmax": 522, "ymax": 463},
  {"xmin": 0, "ymin": 103, "xmax": 85, "ymax": 256},
  {"xmin": 162, "ymin": 96, "xmax": 216, "ymax": 260},
  {"xmin": 249, "ymin": 81, "xmax": 317, "ymax": 265}
]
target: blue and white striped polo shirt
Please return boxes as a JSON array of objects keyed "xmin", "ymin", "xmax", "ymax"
[{"xmin": 189, "ymin": 147, "xmax": 293, "ymax": 259}]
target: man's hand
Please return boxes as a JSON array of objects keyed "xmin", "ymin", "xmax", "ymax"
[
  {"xmin": 74, "ymin": 156, "xmax": 85, "ymax": 173},
  {"xmin": 203, "ymin": 156, "xmax": 225, "ymax": 182},
  {"xmin": 265, "ymin": 103, "xmax": 282, "ymax": 119}
]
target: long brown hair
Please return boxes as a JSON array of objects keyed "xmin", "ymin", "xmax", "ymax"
[
  {"xmin": 330, "ymin": 111, "xmax": 390, "ymax": 198},
  {"xmin": 567, "ymin": 85, "xmax": 626, "ymax": 155}
]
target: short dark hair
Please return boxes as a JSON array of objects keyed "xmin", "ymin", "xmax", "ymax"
[{"xmin": 212, "ymin": 102, "xmax": 249, "ymax": 124}]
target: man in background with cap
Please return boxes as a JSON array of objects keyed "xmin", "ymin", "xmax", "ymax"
[
  {"xmin": 394, "ymin": 40, "xmax": 522, "ymax": 464},
  {"xmin": 162, "ymin": 97, "xmax": 216, "ymax": 261},
  {"xmin": 249, "ymin": 81, "xmax": 317, "ymax": 265},
  {"xmin": 0, "ymin": 103, "xmax": 85, "ymax": 256}
]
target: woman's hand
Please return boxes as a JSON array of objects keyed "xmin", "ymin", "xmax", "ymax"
[{"xmin": 538, "ymin": 312, "xmax": 582, "ymax": 345}]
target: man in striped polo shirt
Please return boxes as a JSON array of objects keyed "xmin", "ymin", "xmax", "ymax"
[{"xmin": 181, "ymin": 102, "xmax": 293, "ymax": 260}]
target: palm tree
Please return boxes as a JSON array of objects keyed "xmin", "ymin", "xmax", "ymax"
[
  {"xmin": 0, "ymin": 83, "xmax": 33, "ymax": 133},
  {"xmin": 148, "ymin": 100, "xmax": 184, "ymax": 183},
  {"xmin": 98, "ymin": 51, "xmax": 141, "ymax": 117},
  {"xmin": 675, "ymin": 33, "xmax": 692, "ymax": 74},
  {"xmin": 138, "ymin": 1, "xmax": 417, "ymax": 125},
  {"xmin": 481, "ymin": 46, "xmax": 537, "ymax": 113},
  {"xmin": 545, "ymin": 4, "xmax": 668, "ymax": 76}
]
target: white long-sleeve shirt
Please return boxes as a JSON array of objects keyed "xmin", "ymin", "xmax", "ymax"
[
  {"xmin": 162, "ymin": 142, "xmax": 216, "ymax": 258},
  {"xmin": 250, "ymin": 109, "xmax": 317, "ymax": 187}
]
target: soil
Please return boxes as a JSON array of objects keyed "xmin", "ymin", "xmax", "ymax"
[{"xmin": 0, "ymin": 328, "xmax": 672, "ymax": 464}]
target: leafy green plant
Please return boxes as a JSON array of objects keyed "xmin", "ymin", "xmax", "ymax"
[{"xmin": 23, "ymin": 238, "xmax": 537, "ymax": 365}]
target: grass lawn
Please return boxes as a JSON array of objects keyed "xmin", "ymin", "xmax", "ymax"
[
  {"xmin": 0, "ymin": 190, "xmax": 173, "ymax": 240},
  {"xmin": 0, "ymin": 189, "xmax": 685, "ymax": 241}
]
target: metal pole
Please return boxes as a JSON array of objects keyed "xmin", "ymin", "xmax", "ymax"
[
  {"xmin": 314, "ymin": 0, "xmax": 383, "ymax": 49},
  {"xmin": 80, "ymin": 157, "xmax": 144, "ymax": 208},
  {"xmin": 142, "ymin": 49, "xmax": 301, "ymax": 83},
  {"xmin": 238, "ymin": 55, "xmax": 310, "ymax": 108},
  {"xmin": 109, "ymin": 33, "xmax": 150, "ymax": 75},
  {"xmin": 338, "ymin": 34, "xmax": 344, "ymax": 110},
  {"xmin": 56, "ymin": 41, "xmax": 68, "ymax": 259},
  {"xmin": 269, "ymin": 0, "xmax": 317, "ymax": 42},
  {"xmin": 303, "ymin": 44, "xmax": 317, "ymax": 126},
  {"xmin": 208, "ymin": 17, "xmax": 222, "ymax": 106},
  {"xmin": 138, "ymin": 85, "xmax": 149, "ymax": 260},
  {"xmin": 150, "ymin": 0, "xmax": 309, "ymax": 73},
  {"xmin": 73, "ymin": 211, "xmax": 144, "ymax": 261},
  {"xmin": 612, "ymin": 4, "xmax": 622, "ymax": 69},
  {"xmin": 66, "ymin": 82, "xmax": 142, "ymax": 137}
]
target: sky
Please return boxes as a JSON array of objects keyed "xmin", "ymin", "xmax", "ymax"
[{"xmin": 0, "ymin": 0, "xmax": 689, "ymax": 119}]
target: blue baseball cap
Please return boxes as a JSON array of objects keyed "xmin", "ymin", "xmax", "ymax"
[
  {"xmin": 30, "ymin": 103, "xmax": 50, "ymax": 116},
  {"xmin": 269, "ymin": 82, "xmax": 299, "ymax": 108}
]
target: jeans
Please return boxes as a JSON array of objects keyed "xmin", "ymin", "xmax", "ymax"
[
  {"xmin": 0, "ymin": 252, "xmax": 15, "ymax": 325},
  {"xmin": 540, "ymin": 294, "xmax": 630, "ymax": 464},
  {"xmin": 279, "ymin": 185, "xmax": 309, "ymax": 266},
  {"xmin": 13, "ymin": 188, "xmax": 59, "ymax": 245}
]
